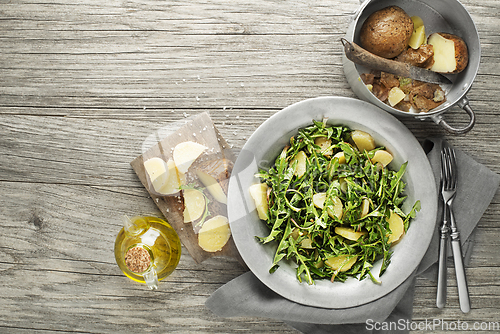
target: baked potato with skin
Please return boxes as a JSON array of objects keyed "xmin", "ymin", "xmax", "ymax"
[
  {"xmin": 360, "ymin": 6, "xmax": 414, "ymax": 59},
  {"xmin": 428, "ymin": 32, "xmax": 469, "ymax": 73}
]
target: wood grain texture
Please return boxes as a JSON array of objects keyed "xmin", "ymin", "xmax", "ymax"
[{"xmin": 1, "ymin": 0, "xmax": 499, "ymax": 333}]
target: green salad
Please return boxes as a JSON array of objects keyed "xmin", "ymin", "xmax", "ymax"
[{"xmin": 251, "ymin": 120, "xmax": 420, "ymax": 285}]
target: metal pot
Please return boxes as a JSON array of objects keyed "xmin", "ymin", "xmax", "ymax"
[{"xmin": 342, "ymin": 0, "xmax": 481, "ymax": 134}]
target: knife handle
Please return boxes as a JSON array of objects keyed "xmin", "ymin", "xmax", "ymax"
[
  {"xmin": 450, "ymin": 236, "xmax": 471, "ymax": 314},
  {"xmin": 449, "ymin": 207, "xmax": 471, "ymax": 313},
  {"xmin": 436, "ymin": 223, "xmax": 449, "ymax": 309}
]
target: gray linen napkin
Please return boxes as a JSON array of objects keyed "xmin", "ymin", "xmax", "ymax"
[{"xmin": 206, "ymin": 138, "xmax": 499, "ymax": 333}]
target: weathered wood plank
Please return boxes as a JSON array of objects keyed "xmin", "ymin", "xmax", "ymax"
[
  {"xmin": 1, "ymin": 0, "xmax": 499, "ymax": 332},
  {"xmin": 0, "ymin": 181, "xmax": 498, "ymax": 333}
]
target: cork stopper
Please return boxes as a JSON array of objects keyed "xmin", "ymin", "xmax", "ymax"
[{"xmin": 125, "ymin": 246, "xmax": 151, "ymax": 273}]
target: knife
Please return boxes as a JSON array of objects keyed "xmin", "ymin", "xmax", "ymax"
[{"xmin": 341, "ymin": 38, "xmax": 452, "ymax": 85}]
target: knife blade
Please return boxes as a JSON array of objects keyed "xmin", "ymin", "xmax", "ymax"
[{"xmin": 341, "ymin": 38, "xmax": 452, "ymax": 85}]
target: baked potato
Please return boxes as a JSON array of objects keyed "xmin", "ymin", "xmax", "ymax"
[
  {"xmin": 427, "ymin": 32, "xmax": 469, "ymax": 73},
  {"xmin": 359, "ymin": 6, "xmax": 414, "ymax": 59}
]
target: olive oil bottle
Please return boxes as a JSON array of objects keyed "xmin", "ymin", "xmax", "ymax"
[{"xmin": 114, "ymin": 216, "xmax": 181, "ymax": 289}]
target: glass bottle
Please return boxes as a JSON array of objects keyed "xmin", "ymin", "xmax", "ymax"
[{"xmin": 114, "ymin": 215, "xmax": 181, "ymax": 289}]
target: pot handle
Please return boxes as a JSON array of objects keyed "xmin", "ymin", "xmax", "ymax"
[{"xmin": 432, "ymin": 97, "xmax": 476, "ymax": 135}]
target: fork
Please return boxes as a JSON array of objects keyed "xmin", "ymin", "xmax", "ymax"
[
  {"xmin": 440, "ymin": 147, "xmax": 471, "ymax": 313},
  {"xmin": 436, "ymin": 147, "xmax": 451, "ymax": 309}
]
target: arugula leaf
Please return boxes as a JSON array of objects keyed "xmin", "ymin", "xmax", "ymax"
[{"xmin": 255, "ymin": 122, "xmax": 419, "ymax": 284}]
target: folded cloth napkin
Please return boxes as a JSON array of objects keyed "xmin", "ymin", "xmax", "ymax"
[{"xmin": 206, "ymin": 138, "xmax": 499, "ymax": 333}]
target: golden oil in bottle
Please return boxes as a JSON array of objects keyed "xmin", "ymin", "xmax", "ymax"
[{"xmin": 114, "ymin": 216, "xmax": 181, "ymax": 289}]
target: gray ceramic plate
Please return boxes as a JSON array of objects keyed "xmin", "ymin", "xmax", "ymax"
[{"xmin": 227, "ymin": 96, "xmax": 437, "ymax": 309}]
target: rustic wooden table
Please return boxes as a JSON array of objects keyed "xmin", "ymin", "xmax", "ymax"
[{"xmin": 1, "ymin": 0, "xmax": 498, "ymax": 333}]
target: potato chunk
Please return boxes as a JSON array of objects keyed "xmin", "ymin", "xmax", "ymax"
[
  {"xmin": 326, "ymin": 196, "xmax": 343, "ymax": 220},
  {"xmin": 156, "ymin": 159, "xmax": 182, "ymax": 195},
  {"xmin": 312, "ymin": 192, "xmax": 326, "ymax": 209},
  {"xmin": 387, "ymin": 211, "xmax": 405, "ymax": 244},
  {"xmin": 313, "ymin": 192, "xmax": 343, "ymax": 219},
  {"xmin": 388, "ymin": 87, "xmax": 406, "ymax": 107},
  {"xmin": 314, "ymin": 137, "xmax": 333, "ymax": 156},
  {"xmin": 173, "ymin": 141, "xmax": 207, "ymax": 174},
  {"xmin": 335, "ymin": 227, "xmax": 367, "ymax": 241},
  {"xmin": 411, "ymin": 16, "xmax": 424, "ymax": 30},
  {"xmin": 428, "ymin": 33, "xmax": 469, "ymax": 74},
  {"xmin": 360, "ymin": 198, "xmax": 370, "ymax": 218},
  {"xmin": 325, "ymin": 255, "xmax": 358, "ymax": 272},
  {"xmin": 371, "ymin": 150, "xmax": 394, "ymax": 167},
  {"xmin": 352, "ymin": 130, "xmax": 375, "ymax": 152},
  {"xmin": 291, "ymin": 150, "xmax": 307, "ymax": 178},
  {"xmin": 333, "ymin": 151, "xmax": 346, "ymax": 164},
  {"xmin": 183, "ymin": 189, "xmax": 206, "ymax": 223},
  {"xmin": 144, "ymin": 157, "xmax": 170, "ymax": 194},
  {"xmin": 249, "ymin": 183, "xmax": 269, "ymax": 221},
  {"xmin": 409, "ymin": 18, "xmax": 426, "ymax": 49},
  {"xmin": 198, "ymin": 215, "xmax": 231, "ymax": 252},
  {"xmin": 194, "ymin": 158, "xmax": 232, "ymax": 204},
  {"xmin": 196, "ymin": 170, "xmax": 227, "ymax": 204}
]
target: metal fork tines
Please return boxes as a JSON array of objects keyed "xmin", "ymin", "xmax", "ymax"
[
  {"xmin": 437, "ymin": 146, "xmax": 471, "ymax": 313},
  {"xmin": 436, "ymin": 148, "xmax": 452, "ymax": 309}
]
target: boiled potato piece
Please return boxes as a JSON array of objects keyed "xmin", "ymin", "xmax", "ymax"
[
  {"xmin": 428, "ymin": 33, "xmax": 469, "ymax": 74},
  {"xmin": 333, "ymin": 151, "xmax": 346, "ymax": 164},
  {"xmin": 387, "ymin": 211, "xmax": 405, "ymax": 244},
  {"xmin": 339, "ymin": 177, "xmax": 348, "ymax": 194},
  {"xmin": 249, "ymin": 183, "xmax": 269, "ymax": 221},
  {"xmin": 194, "ymin": 158, "xmax": 232, "ymax": 204},
  {"xmin": 352, "ymin": 130, "xmax": 375, "ymax": 152},
  {"xmin": 157, "ymin": 159, "xmax": 182, "ymax": 195},
  {"xmin": 325, "ymin": 255, "xmax": 358, "ymax": 272},
  {"xmin": 360, "ymin": 198, "xmax": 370, "ymax": 218},
  {"xmin": 326, "ymin": 196, "xmax": 343, "ymax": 220},
  {"xmin": 183, "ymin": 189, "xmax": 206, "ymax": 223},
  {"xmin": 312, "ymin": 192, "xmax": 326, "ymax": 209},
  {"xmin": 411, "ymin": 16, "xmax": 424, "ymax": 30},
  {"xmin": 313, "ymin": 192, "xmax": 343, "ymax": 219},
  {"xmin": 290, "ymin": 227, "xmax": 300, "ymax": 240},
  {"xmin": 196, "ymin": 170, "xmax": 227, "ymax": 204},
  {"xmin": 291, "ymin": 150, "xmax": 307, "ymax": 178},
  {"xmin": 315, "ymin": 137, "xmax": 333, "ymax": 156},
  {"xmin": 290, "ymin": 228, "xmax": 315, "ymax": 249},
  {"xmin": 144, "ymin": 157, "xmax": 170, "ymax": 194},
  {"xmin": 409, "ymin": 25, "xmax": 426, "ymax": 49},
  {"xmin": 335, "ymin": 226, "xmax": 367, "ymax": 241},
  {"xmin": 198, "ymin": 215, "xmax": 231, "ymax": 252},
  {"xmin": 388, "ymin": 87, "xmax": 406, "ymax": 107},
  {"xmin": 299, "ymin": 236, "xmax": 315, "ymax": 249},
  {"xmin": 173, "ymin": 141, "xmax": 207, "ymax": 174},
  {"xmin": 371, "ymin": 150, "xmax": 394, "ymax": 167},
  {"xmin": 359, "ymin": 6, "xmax": 413, "ymax": 58}
]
